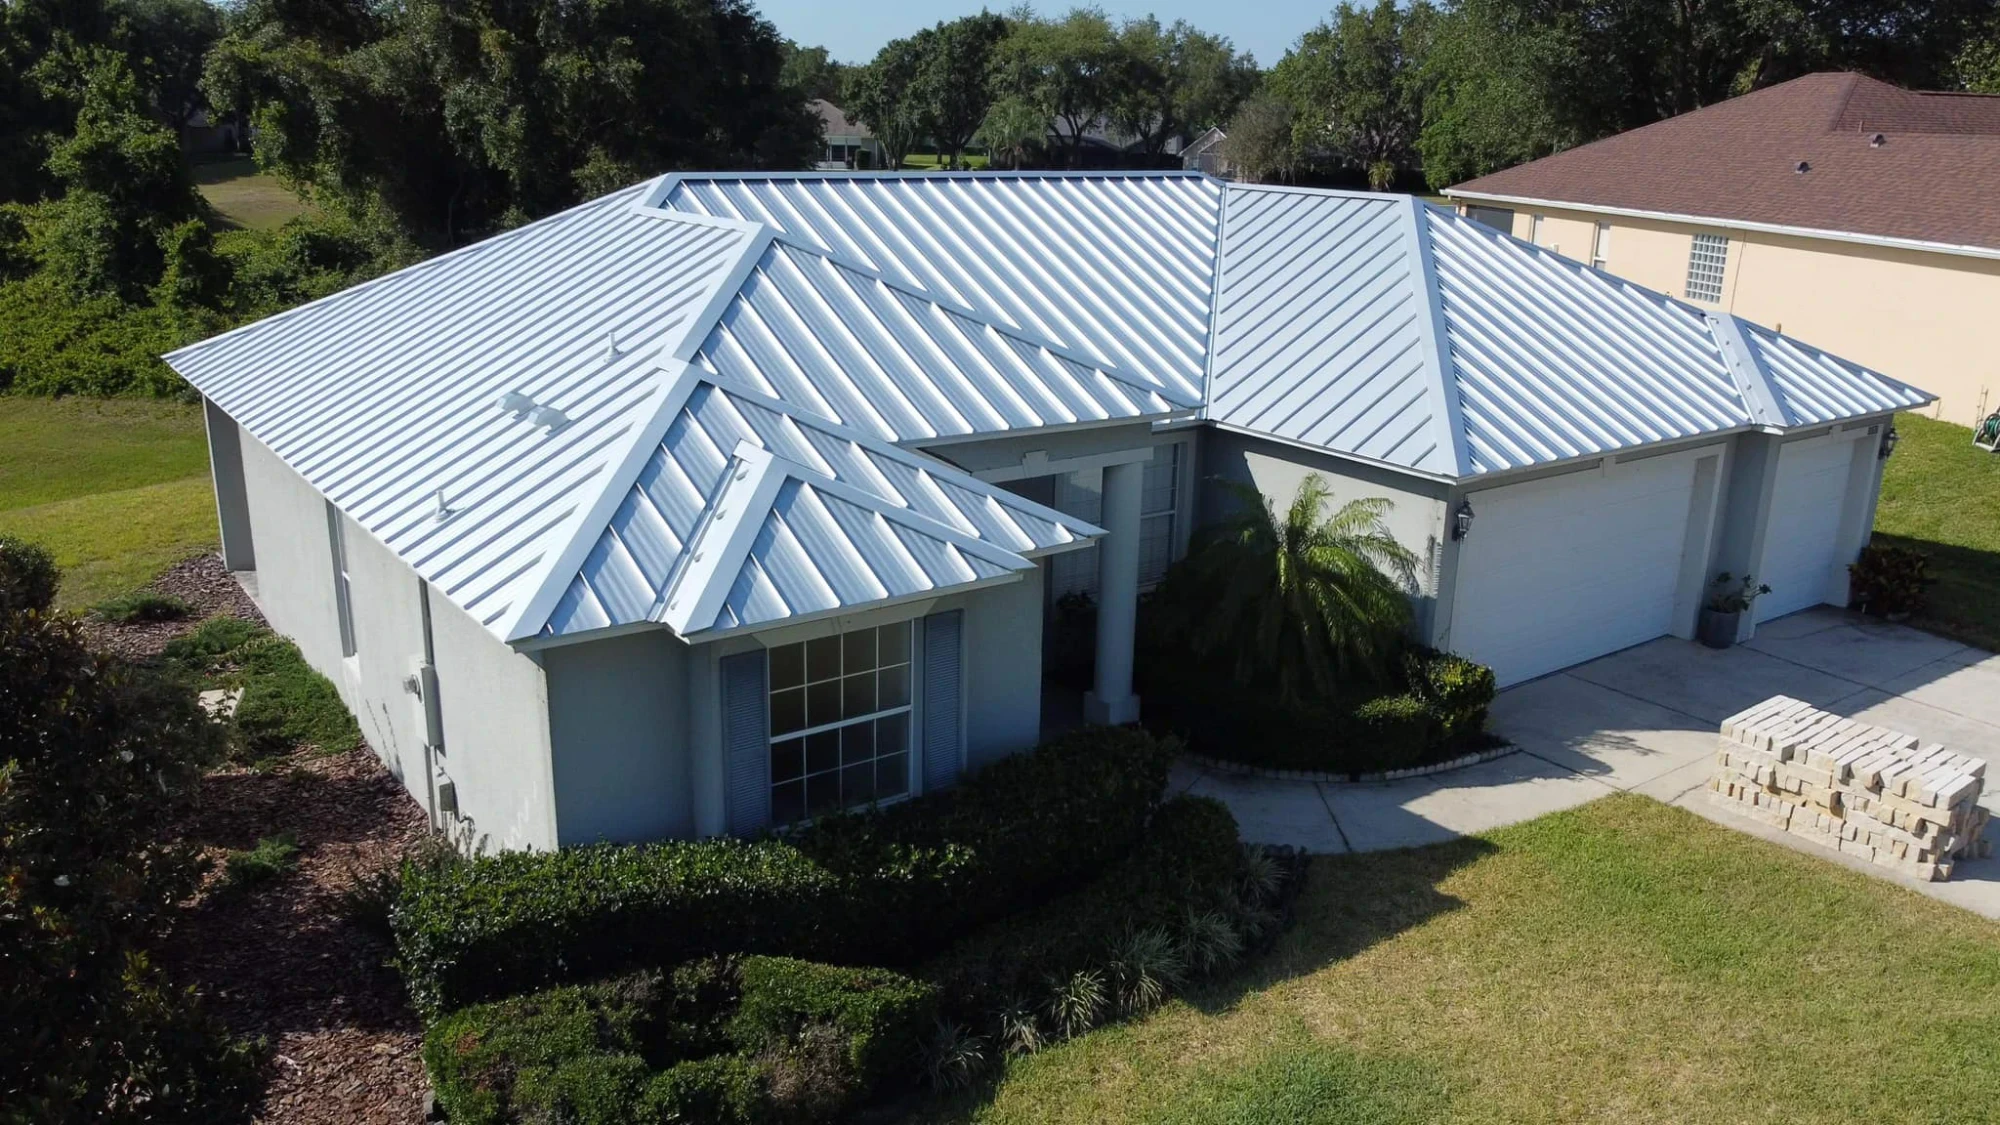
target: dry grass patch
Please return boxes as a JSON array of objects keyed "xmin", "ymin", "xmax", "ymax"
[{"xmin": 915, "ymin": 795, "xmax": 2000, "ymax": 1125}]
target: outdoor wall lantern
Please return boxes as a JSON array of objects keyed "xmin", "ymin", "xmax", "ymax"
[
  {"xmin": 1879, "ymin": 424, "xmax": 1899, "ymax": 460},
  {"xmin": 1451, "ymin": 499, "xmax": 1475, "ymax": 541}
]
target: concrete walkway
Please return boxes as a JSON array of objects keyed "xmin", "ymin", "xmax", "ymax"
[{"xmin": 1175, "ymin": 608, "xmax": 2000, "ymax": 917}]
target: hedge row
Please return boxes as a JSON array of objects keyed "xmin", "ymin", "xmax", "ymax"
[
  {"xmin": 1143, "ymin": 648, "xmax": 1497, "ymax": 775},
  {"xmin": 423, "ymin": 957, "xmax": 936, "ymax": 1125},
  {"xmin": 395, "ymin": 726, "xmax": 1176, "ymax": 1015}
]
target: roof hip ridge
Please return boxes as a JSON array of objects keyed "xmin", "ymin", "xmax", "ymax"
[{"xmin": 1402, "ymin": 197, "xmax": 1472, "ymax": 476}]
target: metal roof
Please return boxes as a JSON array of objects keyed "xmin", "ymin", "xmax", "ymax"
[
  {"xmin": 165, "ymin": 172, "xmax": 1934, "ymax": 649},
  {"xmin": 694, "ymin": 239, "xmax": 1187, "ymax": 444},
  {"xmin": 658, "ymin": 172, "xmax": 1222, "ymax": 403},
  {"xmin": 543, "ymin": 376, "xmax": 1098, "ymax": 639},
  {"xmin": 1209, "ymin": 186, "xmax": 1932, "ymax": 478}
]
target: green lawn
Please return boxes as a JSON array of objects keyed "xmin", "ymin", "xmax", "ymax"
[
  {"xmin": 0, "ymin": 397, "xmax": 216, "ymax": 608},
  {"xmin": 901, "ymin": 153, "xmax": 994, "ymax": 170},
  {"xmin": 192, "ymin": 155, "xmax": 310, "ymax": 231},
  {"xmin": 1875, "ymin": 412, "xmax": 2000, "ymax": 652},
  {"xmin": 917, "ymin": 796, "xmax": 2000, "ymax": 1125}
]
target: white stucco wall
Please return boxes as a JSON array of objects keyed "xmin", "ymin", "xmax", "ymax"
[
  {"xmin": 544, "ymin": 630, "xmax": 693, "ymax": 845},
  {"xmin": 235, "ymin": 426, "xmax": 558, "ymax": 852}
]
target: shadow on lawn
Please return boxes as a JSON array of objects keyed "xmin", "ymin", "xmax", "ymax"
[{"xmin": 1872, "ymin": 533, "xmax": 2000, "ymax": 653}]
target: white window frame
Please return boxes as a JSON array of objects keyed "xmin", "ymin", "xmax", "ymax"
[
  {"xmin": 1685, "ymin": 233, "xmax": 1729, "ymax": 303},
  {"xmin": 1138, "ymin": 442, "xmax": 1184, "ymax": 588},
  {"xmin": 1590, "ymin": 222, "xmax": 1611, "ymax": 270},
  {"xmin": 1529, "ymin": 213, "xmax": 1544, "ymax": 246},
  {"xmin": 765, "ymin": 621, "xmax": 915, "ymax": 826},
  {"xmin": 326, "ymin": 501, "xmax": 356, "ymax": 658}
]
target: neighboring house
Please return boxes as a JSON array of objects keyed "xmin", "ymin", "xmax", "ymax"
[
  {"xmin": 1445, "ymin": 72, "xmax": 2000, "ymax": 427},
  {"xmin": 1182, "ymin": 127, "xmax": 1231, "ymax": 177},
  {"xmin": 810, "ymin": 100, "xmax": 883, "ymax": 170},
  {"xmin": 166, "ymin": 172, "xmax": 1927, "ymax": 853}
]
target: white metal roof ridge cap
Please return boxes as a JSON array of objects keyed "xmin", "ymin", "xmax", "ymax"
[
  {"xmin": 1705, "ymin": 312, "xmax": 1788, "ymax": 427},
  {"xmin": 166, "ymin": 185, "xmax": 649, "ymax": 365},
  {"xmin": 660, "ymin": 440, "xmax": 788, "ymax": 636},
  {"xmin": 1225, "ymin": 181, "xmax": 1410, "ymax": 205},
  {"xmin": 499, "ymin": 360, "xmax": 710, "ymax": 642},
  {"xmin": 1402, "ymin": 198, "xmax": 1472, "ymax": 477},
  {"xmin": 1198, "ymin": 180, "xmax": 1236, "ymax": 419},
  {"xmin": 696, "ymin": 375, "xmax": 1105, "ymax": 541},
  {"xmin": 655, "ymin": 226, "xmax": 774, "ymax": 366},
  {"xmin": 758, "ymin": 232, "xmax": 1192, "ymax": 407},
  {"xmin": 661, "ymin": 169, "xmax": 1215, "ymax": 184}
]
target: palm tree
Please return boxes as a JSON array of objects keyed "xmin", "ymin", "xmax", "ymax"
[{"xmin": 1153, "ymin": 474, "xmax": 1418, "ymax": 703}]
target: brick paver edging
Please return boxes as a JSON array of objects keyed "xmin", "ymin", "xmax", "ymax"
[{"xmin": 1187, "ymin": 741, "xmax": 1519, "ymax": 785}]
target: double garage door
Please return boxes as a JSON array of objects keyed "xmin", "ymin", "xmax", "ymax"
[
  {"xmin": 1449, "ymin": 451, "xmax": 1712, "ymax": 687},
  {"xmin": 1449, "ymin": 435, "xmax": 1872, "ymax": 686}
]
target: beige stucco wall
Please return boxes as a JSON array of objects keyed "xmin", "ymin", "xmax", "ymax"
[{"xmin": 1500, "ymin": 205, "xmax": 1999, "ymax": 427}]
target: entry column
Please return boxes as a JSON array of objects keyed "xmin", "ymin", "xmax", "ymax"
[{"xmin": 1085, "ymin": 458, "xmax": 1142, "ymax": 725}]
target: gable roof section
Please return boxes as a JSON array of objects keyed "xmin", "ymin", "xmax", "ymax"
[
  {"xmin": 658, "ymin": 172, "xmax": 1223, "ymax": 401},
  {"xmin": 543, "ymin": 377, "xmax": 1098, "ymax": 640},
  {"xmin": 1447, "ymin": 72, "xmax": 2000, "ymax": 254},
  {"xmin": 693, "ymin": 238, "xmax": 1189, "ymax": 445},
  {"xmin": 165, "ymin": 184, "xmax": 760, "ymax": 635},
  {"xmin": 1208, "ymin": 187, "xmax": 1454, "ymax": 475},
  {"xmin": 1730, "ymin": 318, "xmax": 1931, "ymax": 426}
]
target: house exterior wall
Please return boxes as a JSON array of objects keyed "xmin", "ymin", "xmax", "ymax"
[
  {"xmin": 235, "ymin": 425, "xmax": 559, "ymax": 852},
  {"xmin": 543, "ymin": 630, "xmax": 694, "ymax": 845},
  {"xmin": 1506, "ymin": 204, "xmax": 2000, "ymax": 427},
  {"xmin": 1197, "ymin": 426, "xmax": 1450, "ymax": 635}
]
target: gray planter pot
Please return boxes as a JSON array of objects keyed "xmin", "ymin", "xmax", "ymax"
[{"xmin": 1697, "ymin": 608, "xmax": 1740, "ymax": 649}]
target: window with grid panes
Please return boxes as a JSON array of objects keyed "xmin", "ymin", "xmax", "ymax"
[
  {"xmin": 766, "ymin": 622, "xmax": 913, "ymax": 825},
  {"xmin": 1684, "ymin": 233, "xmax": 1728, "ymax": 302}
]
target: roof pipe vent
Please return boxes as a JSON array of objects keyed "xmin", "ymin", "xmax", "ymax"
[
  {"xmin": 1869, "ymin": 132, "xmax": 1886, "ymax": 148},
  {"xmin": 1794, "ymin": 160, "xmax": 1811, "ymax": 174},
  {"xmin": 496, "ymin": 391, "xmax": 535, "ymax": 415}
]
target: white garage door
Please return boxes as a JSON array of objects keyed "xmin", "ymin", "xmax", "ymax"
[
  {"xmin": 1451, "ymin": 454, "xmax": 1705, "ymax": 687},
  {"xmin": 1755, "ymin": 438, "xmax": 1860, "ymax": 623}
]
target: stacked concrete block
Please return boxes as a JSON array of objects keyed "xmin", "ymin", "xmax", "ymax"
[{"xmin": 1708, "ymin": 696, "xmax": 1993, "ymax": 882}]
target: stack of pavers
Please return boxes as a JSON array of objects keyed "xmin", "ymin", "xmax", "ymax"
[{"xmin": 1710, "ymin": 695, "xmax": 1993, "ymax": 882}]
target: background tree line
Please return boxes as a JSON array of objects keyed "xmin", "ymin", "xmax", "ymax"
[{"xmin": 1228, "ymin": 0, "xmax": 2000, "ymax": 189}]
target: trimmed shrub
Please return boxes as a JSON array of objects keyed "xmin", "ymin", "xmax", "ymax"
[
  {"xmin": 93, "ymin": 589, "xmax": 192, "ymax": 624},
  {"xmin": 229, "ymin": 636, "xmax": 360, "ymax": 754},
  {"xmin": 1404, "ymin": 649, "xmax": 1497, "ymax": 744},
  {"xmin": 161, "ymin": 615, "xmax": 263, "ymax": 671},
  {"xmin": 921, "ymin": 796, "xmax": 1248, "ymax": 1019},
  {"xmin": 395, "ymin": 726, "xmax": 1174, "ymax": 1015},
  {"xmin": 423, "ymin": 958, "xmax": 935, "ymax": 1125},
  {"xmin": 1849, "ymin": 542, "xmax": 1934, "ymax": 617},
  {"xmin": 0, "ymin": 533, "xmax": 60, "ymax": 614}
]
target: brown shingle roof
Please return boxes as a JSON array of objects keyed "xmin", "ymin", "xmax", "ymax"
[{"xmin": 1448, "ymin": 73, "xmax": 2000, "ymax": 252}]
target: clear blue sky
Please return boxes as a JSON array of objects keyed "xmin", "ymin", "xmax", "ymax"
[{"xmin": 760, "ymin": 0, "xmax": 1329, "ymax": 69}]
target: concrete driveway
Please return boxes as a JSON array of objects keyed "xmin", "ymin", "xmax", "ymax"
[{"xmin": 1175, "ymin": 607, "xmax": 2000, "ymax": 915}]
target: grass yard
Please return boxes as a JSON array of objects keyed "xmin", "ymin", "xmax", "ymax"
[
  {"xmin": 1875, "ymin": 412, "xmax": 2000, "ymax": 652},
  {"xmin": 919, "ymin": 796, "xmax": 2000, "ymax": 1125},
  {"xmin": 902, "ymin": 153, "xmax": 994, "ymax": 169},
  {"xmin": 193, "ymin": 155, "xmax": 311, "ymax": 231},
  {"xmin": 0, "ymin": 396, "xmax": 217, "ymax": 608}
]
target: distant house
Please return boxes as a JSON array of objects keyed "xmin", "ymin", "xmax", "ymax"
[
  {"xmin": 811, "ymin": 100, "xmax": 883, "ymax": 171},
  {"xmin": 168, "ymin": 173, "xmax": 1924, "ymax": 852},
  {"xmin": 1447, "ymin": 72, "xmax": 2000, "ymax": 427},
  {"xmin": 1182, "ymin": 127, "xmax": 1231, "ymax": 177}
]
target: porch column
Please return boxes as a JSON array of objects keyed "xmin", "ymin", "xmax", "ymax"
[{"xmin": 1085, "ymin": 459, "xmax": 1142, "ymax": 725}]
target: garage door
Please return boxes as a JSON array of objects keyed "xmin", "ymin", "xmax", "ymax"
[
  {"xmin": 1450, "ymin": 454, "xmax": 1706, "ymax": 687},
  {"xmin": 1755, "ymin": 438, "xmax": 1860, "ymax": 623}
]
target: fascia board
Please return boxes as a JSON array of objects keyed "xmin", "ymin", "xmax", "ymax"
[{"xmin": 678, "ymin": 571, "xmax": 1025, "ymax": 644}]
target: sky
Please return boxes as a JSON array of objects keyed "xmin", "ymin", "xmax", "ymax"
[{"xmin": 758, "ymin": 0, "xmax": 1328, "ymax": 69}]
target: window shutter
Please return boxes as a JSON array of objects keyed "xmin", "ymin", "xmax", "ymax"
[
  {"xmin": 720, "ymin": 650, "xmax": 769, "ymax": 836},
  {"xmin": 922, "ymin": 611, "xmax": 964, "ymax": 791}
]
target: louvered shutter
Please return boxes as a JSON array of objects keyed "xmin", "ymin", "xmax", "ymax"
[
  {"xmin": 922, "ymin": 611, "xmax": 964, "ymax": 791},
  {"xmin": 720, "ymin": 650, "xmax": 769, "ymax": 835}
]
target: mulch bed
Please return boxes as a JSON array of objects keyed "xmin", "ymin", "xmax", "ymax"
[
  {"xmin": 87, "ymin": 552, "xmax": 433, "ymax": 1124},
  {"xmin": 80, "ymin": 552, "xmax": 267, "ymax": 660}
]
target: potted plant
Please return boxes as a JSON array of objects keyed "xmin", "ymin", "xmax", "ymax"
[{"xmin": 1698, "ymin": 572, "xmax": 1770, "ymax": 649}]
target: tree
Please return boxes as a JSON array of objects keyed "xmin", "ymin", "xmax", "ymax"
[
  {"xmin": 1270, "ymin": 0, "xmax": 1435, "ymax": 188},
  {"xmin": 910, "ymin": 13, "xmax": 1009, "ymax": 168},
  {"xmin": 0, "ymin": 536, "xmax": 257, "ymax": 1123},
  {"xmin": 1415, "ymin": 0, "xmax": 1580, "ymax": 188},
  {"xmin": 993, "ymin": 7, "xmax": 1123, "ymax": 167},
  {"xmin": 1110, "ymin": 17, "xmax": 1258, "ymax": 159},
  {"xmin": 205, "ymin": 0, "xmax": 820, "ymax": 246},
  {"xmin": 116, "ymin": 0, "xmax": 223, "ymax": 137},
  {"xmin": 1150, "ymin": 475, "xmax": 1418, "ymax": 702},
  {"xmin": 779, "ymin": 39, "xmax": 847, "ymax": 103},
  {"xmin": 844, "ymin": 34, "xmax": 926, "ymax": 169},
  {"xmin": 976, "ymin": 95, "xmax": 1046, "ymax": 168},
  {"xmin": 1220, "ymin": 95, "xmax": 1295, "ymax": 183}
]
